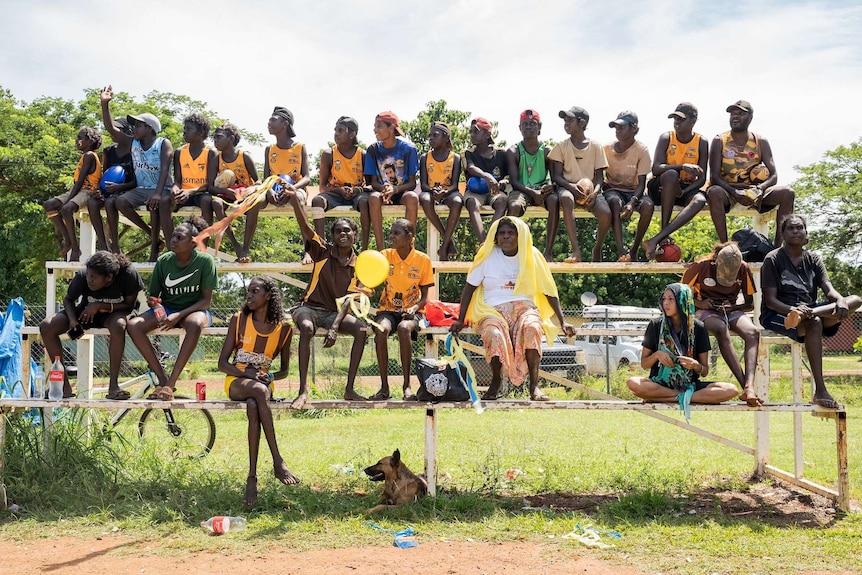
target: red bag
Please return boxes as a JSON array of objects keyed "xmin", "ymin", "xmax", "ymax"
[{"xmin": 425, "ymin": 300, "xmax": 462, "ymax": 327}]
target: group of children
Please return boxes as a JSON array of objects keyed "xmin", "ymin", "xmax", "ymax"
[{"xmin": 45, "ymin": 93, "xmax": 794, "ymax": 265}]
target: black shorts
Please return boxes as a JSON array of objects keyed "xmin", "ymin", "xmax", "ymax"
[
  {"xmin": 314, "ymin": 190, "xmax": 362, "ymax": 211},
  {"xmin": 760, "ymin": 307, "xmax": 840, "ymax": 343},
  {"xmin": 646, "ymin": 176, "xmax": 703, "ymax": 206},
  {"xmin": 174, "ymin": 192, "xmax": 210, "ymax": 211},
  {"xmin": 603, "ymin": 189, "xmax": 649, "ymax": 208},
  {"xmin": 373, "ymin": 311, "xmax": 426, "ymax": 341}
]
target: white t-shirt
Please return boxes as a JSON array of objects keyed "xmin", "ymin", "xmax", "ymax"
[{"xmin": 466, "ymin": 248, "xmax": 533, "ymax": 307}]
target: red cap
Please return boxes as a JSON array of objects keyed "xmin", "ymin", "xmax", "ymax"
[
  {"xmin": 519, "ymin": 109, "xmax": 541, "ymax": 123},
  {"xmin": 471, "ymin": 117, "xmax": 493, "ymax": 133},
  {"xmin": 376, "ymin": 111, "xmax": 404, "ymax": 136}
]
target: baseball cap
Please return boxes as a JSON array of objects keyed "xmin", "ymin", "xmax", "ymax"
[
  {"xmin": 609, "ymin": 111, "xmax": 639, "ymax": 128},
  {"xmin": 336, "ymin": 115, "xmax": 359, "ymax": 133},
  {"xmin": 715, "ymin": 243, "xmax": 743, "ymax": 287},
  {"xmin": 376, "ymin": 111, "xmax": 404, "ymax": 136},
  {"xmin": 471, "ymin": 117, "xmax": 494, "ymax": 143},
  {"xmin": 726, "ymin": 100, "xmax": 754, "ymax": 114},
  {"xmin": 669, "ymin": 102, "xmax": 698, "ymax": 120},
  {"xmin": 272, "ymin": 106, "xmax": 297, "ymax": 137},
  {"xmin": 520, "ymin": 109, "xmax": 541, "ymax": 123},
  {"xmin": 430, "ymin": 121, "xmax": 451, "ymax": 138},
  {"xmin": 127, "ymin": 113, "xmax": 161, "ymax": 134},
  {"xmin": 112, "ymin": 117, "xmax": 132, "ymax": 134},
  {"xmin": 558, "ymin": 106, "xmax": 589, "ymax": 122}
]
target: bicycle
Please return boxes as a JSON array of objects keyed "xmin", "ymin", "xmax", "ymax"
[{"xmin": 90, "ymin": 349, "xmax": 216, "ymax": 458}]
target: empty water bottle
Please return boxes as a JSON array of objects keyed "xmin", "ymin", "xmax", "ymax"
[
  {"xmin": 48, "ymin": 356, "xmax": 64, "ymax": 401},
  {"xmin": 32, "ymin": 364, "xmax": 45, "ymax": 399},
  {"xmin": 201, "ymin": 516, "xmax": 247, "ymax": 534}
]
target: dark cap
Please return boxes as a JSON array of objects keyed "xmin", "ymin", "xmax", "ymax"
[
  {"xmin": 609, "ymin": 111, "xmax": 639, "ymax": 128},
  {"xmin": 376, "ymin": 111, "xmax": 404, "ymax": 136},
  {"xmin": 272, "ymin": 106, "xmax": 296, "ymax": 137},
  {"xmin": 669, "ymin": 102, "xmax": 698, "ymax": 120},
  {"xmin": 726, "ymin": 100, "xmax": 753, "ymax": 114},
  {"xmin": 430, "ymin": 121, "xmax": 451, "ymax": 138},
  {"xmin": 559, "ymin": 106, "xmax": 589, "ymax": 122},
  {"xmin": 336, "ymin": 115, "xmax": 359, "ymax": 133},
  {"xmin": 112, "ymin": 117, "xmax": 132, "ymax": 134}
]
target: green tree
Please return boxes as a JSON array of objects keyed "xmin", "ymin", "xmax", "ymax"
[
  {"xmin": 794, "ymin": 138, "xmax": 862, "ymax": 263},
  {"xmin": 400, "ymin": 99, "xmax": 473, "ymax": 155}
]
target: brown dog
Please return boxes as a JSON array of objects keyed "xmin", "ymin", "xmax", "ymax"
[{"xmin": 363, "ymin": 449, "xmax": 427, "ymax": 513}]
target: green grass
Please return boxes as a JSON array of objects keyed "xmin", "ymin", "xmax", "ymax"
[{"xmin": 1, "ymin": 370, "xmax": 861, "ymax": 574}]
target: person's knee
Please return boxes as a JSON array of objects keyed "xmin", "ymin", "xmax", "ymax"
[
  {"xmin": 706, "ymin": 187, "xmax": 724, "ymax": 205},
  {"xmin": 297, "ymin": 319, "xmax": 316, "ymax": 338},
  {"xmin": 626, "ymin": 377, "xmax": 642, "ymax": 394},
  {"xmin": 396, "ymin": 322, "xmax": 412, "ymax": 339},
  {"xmin": 660, "ymin": 170, "xmax": 680, "ymax": 186}
]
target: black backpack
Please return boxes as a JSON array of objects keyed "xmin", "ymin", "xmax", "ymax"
[{"xmin": 731, "ymin": 228, "xmax": 775, "ymax": 263}]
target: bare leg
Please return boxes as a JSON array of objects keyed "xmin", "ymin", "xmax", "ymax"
[
  {"xmin": 44, "ymin": 198, "xmax": 70, "ymax": 254},
  {"xmin": 397, "ymin": 320, "xmax": 417, "ymax": 398},
  {"xmin": 212, "ymin": 198, "xmax": 241, "ymax": 255},
  {"xmin": 543, "ymin": 193, "xmax": 560, "ymax": 261},
  {"xmin": 483, "ymin": 356, "xmax": 504, "ymax": 400},
  {"xmin": 372, "ymin": 317, "xmax": 393, "ymax": 400},
  {"xmin": 105, "ymin": 312, "xmax": 129, "ymax": 395},
  {"xmin": 165, "ymin": 312, "xmax": 209, "ymax": 389},
  {"xmin": 39, "ymin": 313, "xmax": 72, "ymax": 395},
  {"xmin": 88, "ymin": 196, "xmax": 109, "ymax": 251},
  {"xmin": 465, "ymin": 197, "xmax": 486, "ymax": 243},
  {"xmin": 441, "ymin": 194, "xmax": 463, "ymax": 260},
  {"xmin": 607, "ymin": 196, "xmax": 625, "ymax": 258},
  {"xmin": 356, "ymin": 194, "xmax": 371, "ymax": 250},
  {"xmin": 592, "ymin": 201, "xmax": 612, "ymax": 263},
  {"xmin": 126, "ymin": 314, "xmax": 169, "ymax": 387},
  {"xmin": 400, "ymin": 191, "xmax": 419, "ymax": 230},
  {"xmin": 558, "ymin": 192, "xmax": 581, "ymax": 262},
  {"xmin": 644, "ymin": 193, "xmax": 706, "ymax": 259},
  {"xmin": 629, "ymin": 198, "xmax": 654, "ymax": 261},
  {"xmin": 291, "ymin": 313, "xmax": 315, "ymax": 409},
  {"xmin": 341, "ymin": 315, "xmax": 368, "ymax": 400},
  {"xmin": 105, "ymin": 196, "xmax": 121, "ymax": 253},
  {"xmin": 526, "ymin": 348, "xmax": 548, "ymax": 401},
  {"xmin": 490, "ymin": 194, "xmax": 507, "ymax": 227},
  {"xmin": 368, "ymin": 192, "xmax": 385, "ymax": 250},
  {"xmin": 60, "ymin": 203, "xmax": 81, "ymax": 261},
  {"xmin": 706, "ymin": 185, "xmax": 730, "ymax": 243}
]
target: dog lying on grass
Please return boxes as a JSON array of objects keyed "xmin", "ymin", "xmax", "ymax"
[{"xmin": 363, "ymin": 449, "xmax": 428, "ymax": 513}]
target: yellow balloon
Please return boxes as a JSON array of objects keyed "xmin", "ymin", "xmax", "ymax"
[{"xmin": 355, "ymin": 250, "xmax": 389, "ymax": 288}]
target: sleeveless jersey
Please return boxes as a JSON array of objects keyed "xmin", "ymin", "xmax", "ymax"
[
  {"xmin": 131, "ymin": 137, "xmax": 172, "ymax": 189},
  {"xmin": 665, "ymin": 131, "xmax": 701, "ymax": 184},
  {"xmin": 74, "ymin": 151, "xmax": 102, "ymax": 191},
  {"xmin": 423, "ymin": 150, "xmax": 456, "ymax": 187},
  {"xmin": 267, "ymin": 141, "xmax": 303, "ymax": 181},
  {"xmin": 231, "ymin": 312, "xmax": 292, "ymax": 374},
  {"xmin": 178, "ymin": 145, "xmax": 211, "ymax": 190},
  {"xmin": 517, "ymin": 141, "xmax": 548, "ymax": 187},
  {"xmin": 328, "ymin": 145, "xmax": 364, "ymax": 187},
  {"xmin": 719, "ymin": 131, "xmax": 761, "ymax": 185},
  {"xmin": 218, "ymin": 150, "xmax": 254, "ymax": 187}
]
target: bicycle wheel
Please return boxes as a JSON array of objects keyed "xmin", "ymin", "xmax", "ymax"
[{"xmin": 137, "ymin": 407, "xmax": 216, "ymax": 458}]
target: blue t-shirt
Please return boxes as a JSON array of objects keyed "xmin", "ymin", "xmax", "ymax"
[
  {"xmin": 131, "ymin": 137, "xmax": 173, "ymax": 189},
  {"xmin": 363, "ymin": 138, "xmax": 419, "ymax": 186}
]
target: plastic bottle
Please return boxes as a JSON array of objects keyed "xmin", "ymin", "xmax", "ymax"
[
  {"xmin": 32, "ymin": 364, "xmax": 45, "ymax": 399},
  {"xmin": 201, "ymin": 516, "xmax": 247, "ymax": 534},
  {"xmin": 151, "ymin": 297, "xmax": 167, "ymax": 321},
  {"xmin": 47, "ymin": 356, "xmax": 64, "ymax": 401}
]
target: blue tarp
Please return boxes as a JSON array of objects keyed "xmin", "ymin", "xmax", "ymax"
[{"xmin": 0, "ymin": 298, "xmax": 25, "ymax": 398}]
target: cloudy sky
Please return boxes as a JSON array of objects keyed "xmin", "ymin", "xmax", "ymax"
[{"xmin": 3, "ymin": 0, "xmax": 861, "ymax": 181}]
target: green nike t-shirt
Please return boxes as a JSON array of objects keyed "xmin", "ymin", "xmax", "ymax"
[{"xmin": 149, "ymin": 250, "xmax": 218, "ymax": 310}]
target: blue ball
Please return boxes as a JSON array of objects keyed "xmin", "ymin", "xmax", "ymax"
[
  {"xmin": 467, "ymin": 177, "xmax": 489, "ymax": 194},
  {"xmin": 272, "ymin": 174, "xmax": 295, "ymax": 193},
  {"xmin": 99, "ymin": 165, "xmax": 126, "ymax": 193}
]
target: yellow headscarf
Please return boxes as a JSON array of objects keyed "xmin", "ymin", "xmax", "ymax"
[{"xmin": 465, "ymin": 217, "xmax": 560, "ymax": 343}]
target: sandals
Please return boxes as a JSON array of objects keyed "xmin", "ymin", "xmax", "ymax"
[
  {"xmin": 147, "ymin": 386, "xmax": 174, "ymax": 401},
  {"xmin": 106, "ymin": 389, "xmax": 131, "ymax": 401}
]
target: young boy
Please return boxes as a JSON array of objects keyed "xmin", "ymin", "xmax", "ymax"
[
  {"xmin": 263, "ymin": 106, "xmax": 310, "ymax": 207},
  {"xmin": 159, "ymin": 113, "xmax": 217, "ymax": 254},
  {"xmin": 419, "ymin": 121, "xmax": 462, "ymax": 260},
  {"xmin": 211, "ymin": 122, "xmax": 261, "ymax": 263},
  {"xmin": 100, "ymin": 86, "xmax": 174, "ymax": 260},
  {"xmin": 463, "ymin": 117, "xmax": 508, "ymax": 243},
  {"xmin": 89, "ymin": 118, "xmax": 136, "ymax": 252},
  {"xmin": 506, "ymin": 109, "xmax": 556, "ymax": 260},
  {"xmin": 43, "ymin": 127, "xmax": 102, "ymax": 262},
  {"xmin": 362, "ymin": 111, "xmax": 419, "ymax": 250},
  {"xmin": 603, "ymin": 111, "xmax": 654, "ymax": 262},
  {"xmin": 548, "ymin": 106, "xmax": 610, "ymax": 262}
]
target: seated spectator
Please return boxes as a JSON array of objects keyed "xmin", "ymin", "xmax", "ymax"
[
  {"xmin": 361, "ymin": 111, "xmax": 420, "ymax": 250},
  {"xmin": 39, "ymin": 251, "xmax": 144, "ymax": 399},
  {"xmin": 643, "ymin": 103, "xmax": 708, "ymax": 260},
  {"xmin": 263, "ymin": 106, "xmax": 311, "ymax": 207},
  {"xmin": 706, "ymin": 100, "xmax": 794, "ymax": 247},
  {"xmin": 218, "ymin": 276, "xmax": 298, "ymax": 506},
  {"xmin": 285, "ymin": 188, "xmax": 367, "ymax": 408},
  {"xmin": 371, "ymin": 219, "xmax": 434, "ymax": 400},
  {"xmin": 549, "ymin": 107, "xmax": 611, "ymax": 262},
  {"xmin": 449, "ymin": 217, "xmax": 575, "ymax": 401},
  {"xmin": 603, "ymin": 111, "xmax": 654, "ymax": 262},
  {"xmin": 127, "ymin": 216, "xmax": 217, "ymax": 401},
  {"xmin": 627, "ymin": 283, "xmax": 738, "ymax": 405},
  {"xmin": 505, "ymin": 109, "xmax": 557, "ymax": 260},
  {"xmin": 463, "ymin": 117, "xmax": 508, "ymax": 244},
  {"xmin": 760, "ymin": 215, "xmax": 861, "ymax": 409},
  {"xmin": 682, "ymin": 242, "xmax": 761, "ymax": 406},
  {"xmin": 419, "ymin": 121, "xmax": 462, "ymax": 261},
  {"xmin": 89, "ymin": 118, "xmax": 136, "ymax": 252}
]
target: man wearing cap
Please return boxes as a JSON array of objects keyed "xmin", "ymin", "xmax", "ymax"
[
  {"xmin": 362, "ymin": 111, "xmax": 419, "ymax": 250},
  {"xmin": 706, "ymin": 100, "xmax": 794, "ymax": 247},
  {"xmin": 506, "ymin": 109, "xmax": 556, "ymax": 259},
  {"xmin": 310, "ymin": 116, "xmax": 366, "ymax": 240},
  {"xmin": 682, "ymin": 242, "xmax": 761, "ymax": 406},
  {"xmin": 463, "ymin": 117, "xmax": 508, "ymax": 243},
  {"xmin": 100, "ymin": 86, "xmax": 173, "ymax": 260},
  {"xmin": 264, "ymin": 106, "xmax": 310, "ymax": 207},
  {"xmin": 603, "ymin": 111, "xmax": 654, "ymax": 262},
  {"xmin": 548, "ymin": 106, "xmax": 611, "ymax": 262},
  {"xmin": 643, "ymin": 103, "xmax": 709, "ymax": 260}
]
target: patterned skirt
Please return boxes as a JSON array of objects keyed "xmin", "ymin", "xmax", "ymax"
[{"xmin": 476, "ymin": 300, "xmax": 543, "ymax": 387}]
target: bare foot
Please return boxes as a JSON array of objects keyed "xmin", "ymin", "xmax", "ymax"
[
  {"xmin": 617, "ymin": 253, "xmax": 632, "ymax": 263},
  {"xmin": 811, "ymin": 392, "xmax": 841, "ymax": 409},
  {"xmin": 738, "ymin": 387, "xmax": 763, "ymax": 407},
  {"xmin": 437, "ymin": 245, "xmax": 449, "ymax": 262},
  {"xmin": 290, "ymin": 393, "xmax": 308, "ymax": 409},
  {"xmin": 301, "ymin": 251, "xmax": 314, "ymax": 265},
  {"xmin": 543, "ymin": 251, "xmax": 554, "ymax": 262},
  {"xmin": 482, "ymin": 384, "xmax": 502, "ymax": 401},
  {"xmin": 69, "ymin": 248, "xmax": 81, "ymax": 262},
  {"xmin": 642, "ymin": 238, "xmax": 658, "ymax": 260},
  {"xmin": 531, "ymin": 388, "xmax": 550, "ymax": 401},
  {"xmin": 243, "ymin": 476, "xmax": 258, "ymax": 506},
  {"xmin": 402, "ymin": 387, "xmax": 417, "ymax": 401},
  {"xmin": 564, "ymin": 248, "xmax": 582, "ymax": 264},
  {"xmin": 344, "ymin": 390, "xmax": 367, "ymax": 401},
  {"xmin": 274, "ymin": 461, "xmax": 300, "ymax": 485},
  {"xmin": 368, "ymin": 389, "xmax": 391, "ymax": 401}
]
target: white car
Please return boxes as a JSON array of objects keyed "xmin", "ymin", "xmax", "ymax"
[{"xmin": 575, "ymin": 321, "xmax": 650, "ymax": 375}]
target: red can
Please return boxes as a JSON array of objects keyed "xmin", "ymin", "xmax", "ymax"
[{"xmin": 196, "ymin": 381, "xmax": 206, "ymax": 400}]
